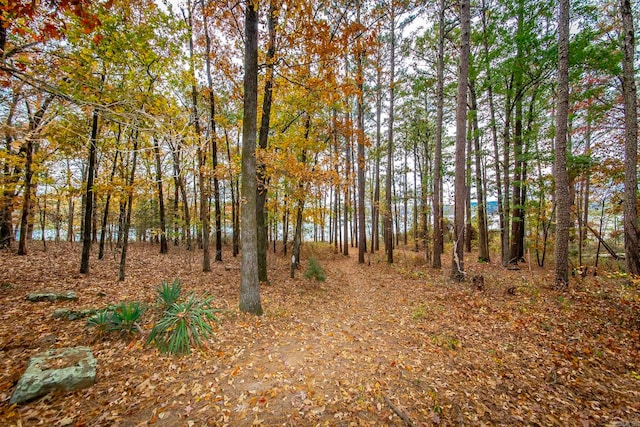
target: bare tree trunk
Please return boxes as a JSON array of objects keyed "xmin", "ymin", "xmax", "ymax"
[
  {"xmin": 0, "ymin": 94, "xmax": 19, "ymax": 248},
  {"xmin": 471, "ymin": 81, "xmax": 490, "ymax": 262},
  {"xmin": 621, "ymin": 0, "xmax": 640, "ymax": 276},
  {"xmin": 153, "ymin": 138, "xmax": 168, "ymax": 254},
  {"xmin": 239, "ymin": 0, "xmax": 263, "ymax": 315},
  {"xmin": 257, "ymin": 1, "xmax": 278, "ymax": 280},
  {"xmin": 481, "ymin": 0, "xmax": 505, "ymax": 266},
  {"xmin": 451, "ymin": 0, "xmax": 470, "ymax": 281},
  {"xmin": 99, "ymin": 146, "xmax": 120, "ymax": 260},
  {"xmin": 187, "ymin": 0, "xmax": 210, "ymax": 272},
  {"xmin": 293, "ymin": 117, "xmax": 310, "ymax": 269},
  {"xmin": 200, "ymin": 0, "xmax": 223, "ymax": 263},
  {"xmin": 19, "ymin": 95, "xmax": 53, "ymax": 255},
  {"xmin": 372, "ymin": 58, "xmax": 382, "ymax": 253},
  {"xmin": 385, "ymin": 5, "xmax": 396, "ymax": 264},
  {"xmin": 17, "ymin": 137, "xmax": 34, "ymax": 256},
  {"xmin": 119, "ymin": 134, "xmax": 138, "ymax": 282},
  {"xmin": 356, "ymin": 0, "xmax": 367, "ymax": 263},
  {"xmin": 554, "ymin": 0, "xmax": 570, "ymax": 289},
  {"xmin": 224, "ymin": 128, "xmax": 239, "ymax": 256},
  {"xmin": 465, "ymin": 118, "xmax": 472, "ymax": 253},
  {"xmin": 432, "ymin": 0, "xmax": 445, "ymax": 269},
  {"xmin": 343, "ymin": 92, "xmax": 351, "ymax": 257},
  {"xmin": 80, "ymin": 103, "xmax": 99, "ymax": 271}
]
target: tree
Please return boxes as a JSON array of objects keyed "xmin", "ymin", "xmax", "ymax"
[
  {"xmin": 432, "ymin": 0, "xmax": 447, "ymax": 269},
  {"xmin": 554, "ymin": 0, "xmax": 570, "ymax": 289},
  {"xmin": 620, "ymin": 0, "xmax": 640, "ymax": 276},
  {"xmin": 239, "ymin": 0, "xmax": 263, "ymax": 316},
  {"xmin": 200, "ymin": 0, "xmax": 223, "ymax": 263},
  {"xmin": 451, "ymin": 0, "xmax": 470, "ymax": 282},
  {"xmin": 257, "ymin": 0, "xmax": 278, "ymax": 282},
  {"xmin": 385, "ymin": 3, "xmax": 396, "ymax": 264},
  {"xmin": 356, "ymin": 0, "xmax": 367, "ymax": 264},
  {"xmin": 79, "ymin": 105, "xmax": 100, "ymax": 271}
]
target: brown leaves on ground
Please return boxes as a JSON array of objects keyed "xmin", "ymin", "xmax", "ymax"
[{"xmin": 0, "ymin": 242, "xmax": 639, "ymax": 426}]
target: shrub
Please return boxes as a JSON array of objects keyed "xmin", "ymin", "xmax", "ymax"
[
  {"xmin": 86, "ymin": 301, "xmax": 144, "ymax": 339},
  {"xmin": 111, "ymin": 301, "xmax": 144, "ymax": 335},
  {"xmin": 86, "ymin": 310, "xmax": 114, "ymax": 341},
  {"xmin": 304, "ymin": 256, "xmax": 326, "ymax": 282},
  {"xmin": 147, "ymin": 294, "xmax": 219, "ymax": 356},
  {"xmin": 156, "ymin": 279, "xmax": 182, "ymax": 310}
]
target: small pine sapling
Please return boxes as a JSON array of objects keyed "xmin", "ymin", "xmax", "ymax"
[{"xmin": 304, "ymin": 256, "xmax": 326, "ymax": 282}]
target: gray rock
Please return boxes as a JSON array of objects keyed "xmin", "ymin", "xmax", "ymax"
[
  {"xmin": 27, "ymin": 291, "xmax": 78, "ymax": 303},
  {"xmin": 10, "ymin": 346, "xmax": 96, "ymax": 404},
  {"xmin": 52, "ymin": 308, "xmax": 97, "ymax": 321}
]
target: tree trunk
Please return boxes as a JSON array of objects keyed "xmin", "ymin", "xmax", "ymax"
[
  {"xmin": 79, "ymin": 102, "xmax": 99, "ymax": 270},
  {"xmin": 343, "ymin": 91, "xmax": 350, "ymax": 257},
  {"xmin": 224, "ymin": 128, "xmax": 239, "ymax": 257},
  {"xmin": 187, "ymin": 0, "xmax": 210, "ymax": 272},
  {"xmin": 99, "ymin": 147, "xmax": 120, "ymax": 260},
  {"xmin": 356, "ymin": 0, "xmax": 367, "ymax": 264},
  {"xmin": 385, "ymin": 5, "xmax": 396, "ymax": 264},
  {"xmin": 19, "ymin": 95, "xmax": 54, "ymax": 255},
  {"xmin": 432, "ymin": 0, "xmax": 445, "ymax": 269},
  {"xmin": 621, "ymin": 0, "xmax": 640, "ymax": 276},
  {"xmin": 471, "ymin": 81, "xmax": 490, "ymax": 262},
  {"xmin": 17, "ymin": 137, "xmax": 34, "ymax": 256},
  {"xmin": 554, "ymin": 0, "xmax": 570, "ymax": 289},
  {"xmin": 153, "ymin": 138, "xmax": 168, "ymax": 254},
  {"xmin": 451, "ymin": 0, "xmax": 470, "ymax": 281},
  {"xmin": 239, "ymin": 0, "xmax": 263, "ymax": 315},
  {"xmin": 257, "ymin": 1, "xmax": 278, "ymax": 280},
  {"xmin": 119, "ymin": 134, "xmax": 139, "ymax": 282},
  {"xmin": 465, "ymin": 118, "xmax": 472, "ymax": 253},
  {"xmin": 372, "ymin": 57, "xmax": 382, "ymax": 253},
  {"xmin": 293, "ymin": 118, "xmax": 310, "ymax": 269},
  {"xmin": 481, "ymin": 0, "xmax": 504, "ymax": 267},
  {"xmin": 201, "ymin": 0, "xmax": 223, "ymax": 263},
  {"xmin": 1, "ymin": 94, "xmax": 19, "ymax": 248}
]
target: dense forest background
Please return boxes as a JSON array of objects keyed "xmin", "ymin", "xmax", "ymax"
[{"xmin": 1, "ymin": 0, "xmax": 639, "ymax": 303}]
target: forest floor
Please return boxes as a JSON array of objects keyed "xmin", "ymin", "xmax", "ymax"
[{"xmin": 0, "ymin": 241, "xmax": 639, "ymax": 426}]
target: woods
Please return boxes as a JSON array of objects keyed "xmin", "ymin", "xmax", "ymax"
[
  {"xmin": 2, "ymin": 0, "xmax": 637, "ymax": 288},
  {"xmin": 1, "ymin": 0, "xmax": 640, "ymax": 423}
]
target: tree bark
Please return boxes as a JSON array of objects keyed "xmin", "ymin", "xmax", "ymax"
[
  {"xmin": 432, "ymin": 0, "xmax": 445, "ymax": 269},
  {"xmin": 99, "ymin": 147, "xmax": 120, "ymax": 260},
  {"xmin": 554, "ymin": 0, "xmax": 570, "ymax": 289},
  {"xmin": 451, "ymin": 0, "xmax": 470, "ymax": 281},
  {"xmin": 470, "ymin": 81, "xmax": 490, "ymax": 262},
  {"xmin": 19, "ymin": 95, "xmax": 53, "ymax": 255},
  {"xmin": 356, "ymin": 0, "xmax": 366, "ymax": 263},
  {"xmin": 119, "ymin": 134, "xmax": 139, "ymax": 282},
  {"xmin": 201, "ymin": 0, "xmax": 223, "ymax": 263},
  {"xmin": 621, "ymin": 0, "xmax": 640, "ymax": 276},
  {"xmin": 372, "ymin": 56, "xmax": 382, "ymax": 253},
  {"xmin": 257, "ymin": 1, "xmax": 278, "ymax": 280},
  {"xmin": 153, "ymin": 138, "xmax": 168, "ymax": 254},
  {"xmin": 385, "ymin": 4, "xmax": 396, "ymax": 264},
  {"xmin": 239, "ymin": 0, "xmax": 263, "ymax": 315},
  {"xmin": 187, "ymin": 0, "xmax": 210, "ymax": 272},
  {"xmin": 481, "ymin": 0, "xmax": 504, "ymax": 266},
  {"xmin": 79, "ymin": 101, "xmax": 99, "ymax": 271}
]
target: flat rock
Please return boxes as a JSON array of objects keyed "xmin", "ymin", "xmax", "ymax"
[
  {"xmin": 27, "ymin": 291, "xmax": 78, "ymax": 303},
  {"xmin": 52, "ymin": 308, "xmax": 97, "ymax": 321},
  {"xmin": 10, "ymin": 346, "xmax": 96, "ymax": 404}
]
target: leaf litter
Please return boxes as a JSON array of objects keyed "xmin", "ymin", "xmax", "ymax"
[{"xmin": 0, "ymin": 242, "xmax": 638, "ymax": 425}]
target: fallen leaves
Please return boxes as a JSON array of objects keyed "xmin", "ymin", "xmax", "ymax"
[{"xmin": 0, "ymin": 243, "xmax": 639, "ymax": 425}]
